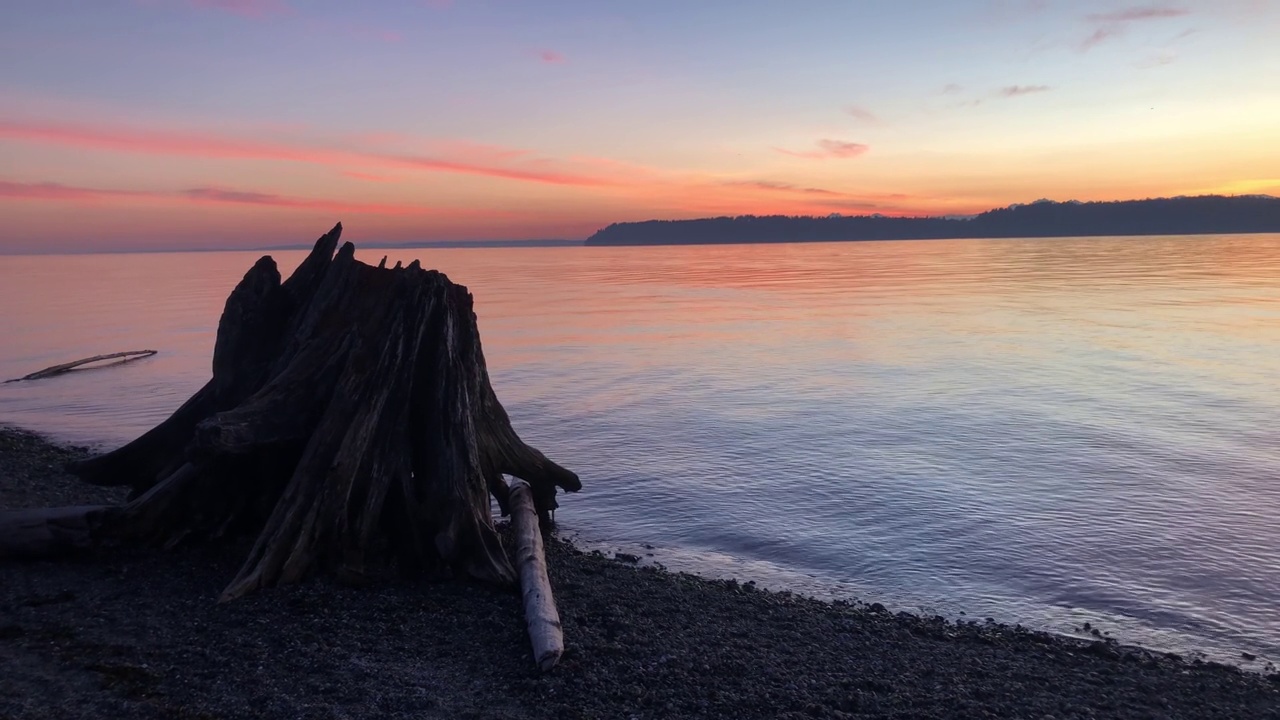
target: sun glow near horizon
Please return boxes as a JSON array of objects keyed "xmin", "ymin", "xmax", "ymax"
[{"xmin": 2, "ymin": 0, "xmax": 1279, "ymax": 252}]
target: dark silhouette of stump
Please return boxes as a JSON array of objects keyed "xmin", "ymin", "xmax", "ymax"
[{"xmin": 5, "ymin": 224, "xmax": 580, "ymax": 602}]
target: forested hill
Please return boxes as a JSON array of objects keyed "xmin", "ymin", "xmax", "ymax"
[{"xmin": 583, "ymin": 195, "xmax": 1280, "ymax": 246}]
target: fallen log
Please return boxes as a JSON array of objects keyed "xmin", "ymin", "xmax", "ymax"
[
  {"xmin": 509, "ymin": 478, "xmax": 564, "ymax": 672},
  {"xmin": 4, "ymin": 350, "xmax": 158, "ymax": 383},
  {"xmin": 0, "ymin": 224, "xmax": 581, "ymax": 608}
]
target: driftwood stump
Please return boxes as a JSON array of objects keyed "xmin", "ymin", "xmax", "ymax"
[{"xmin": 4, "ymin": 224, "xmax": 580, "ymax": 607}]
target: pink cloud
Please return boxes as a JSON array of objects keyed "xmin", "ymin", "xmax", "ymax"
[
  {"xmin": 1080, "ymin": 26, "xmax": 1122, "ymax": 49},
  {"xmin": 536, "ymin": 49, "xmax": 566, "ymax": 64},
  {"xmin": 180, "ymin": 187, "xmax": 427, "ymax": 214},
  {"xmin": 775, "ymin": 139, "xmax": 870, "ymax": 160},
  {"xmin": 0, "ymin": 119, "xmax": 627, "ymax": 188},
  {"xmin": 1080, "ymin": 5, "xmax": 1190, "ymax": 50},
  {"xmin": 341, "ymin": 170, "xmax": 400, "ymax": 183},
  {"xmin": 188, "ymin": 0, "xmax": 291, "ymax": 18},
  {"xmin": 1086, "ymin": 5, "xmax": 1190, "ymax": 23},
  {"xmin": 377, "ymin": 152, "xmax": 615, "ymax": 186},
  {"xmin": 0, "ymin": 180, "xmax": 450, "ymax": 216},
  {"xmin": 0, "ymin": 181, "xmax": 147, "ymax": 201},
  {"xmin": 430, "ymin": 140, "xmax": 532, "ymax": 162},
  {"xmin": 0, "ymin": 119, "xmax": 337, "ymax": 164}
]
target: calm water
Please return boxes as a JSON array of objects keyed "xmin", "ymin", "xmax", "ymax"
[{"xmin": 3, "ymin": 235, "xmax": 1279, "ymax": 665}]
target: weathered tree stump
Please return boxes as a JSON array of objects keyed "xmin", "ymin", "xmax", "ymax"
[{"xmin": 2, "ymin": 224, "xmax": 580, "ymax": 606}]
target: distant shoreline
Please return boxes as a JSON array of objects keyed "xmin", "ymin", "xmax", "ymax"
[{"xmin": 585, "ymin": 195, "xmax": 1280, "ymax": 246}]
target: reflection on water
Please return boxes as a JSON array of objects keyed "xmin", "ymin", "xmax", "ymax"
[{"xmin": 3, "ymin": 234, "xmax": 1280, "ymax": 665}]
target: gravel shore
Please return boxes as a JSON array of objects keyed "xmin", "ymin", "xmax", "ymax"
[{"xmin": 2, "ymin": 425, "xmax": 1278, "ymax": 719}]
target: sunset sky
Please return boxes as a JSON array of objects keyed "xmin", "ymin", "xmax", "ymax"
[{"xmin": 2, "ymin": 0, "xmax": 1279, "ymax": 252}]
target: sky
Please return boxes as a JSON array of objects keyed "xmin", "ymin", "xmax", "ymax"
[{"xmin": 2, "ymin": 0, "xmax": 1279, "ymax": 252}]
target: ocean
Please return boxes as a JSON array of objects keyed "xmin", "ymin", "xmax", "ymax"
[{"xmin": 3, "ymin": 233, "xmax": 1278, "ymax": 666}]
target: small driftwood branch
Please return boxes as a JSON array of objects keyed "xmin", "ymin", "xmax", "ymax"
[
  {"xmin": 0, "ymin": 506, "xmax": 111, "ymax": 559},
  {"xmin": 509, "ymin": 478, "xmax": 564, "ymax": 672},
  {"xmin": 5, "ymin": 351, "xmax": 158, "ymax": 383}
]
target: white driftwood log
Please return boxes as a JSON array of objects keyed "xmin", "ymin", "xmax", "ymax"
[{"xmin": 508, "ymin": 478, "xmax": 564, "ymax": 672}]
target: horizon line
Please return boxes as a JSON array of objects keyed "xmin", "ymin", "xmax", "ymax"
[{"xmin": 4, "ymin": 193, "xmax": 1276, "ymax": 256}]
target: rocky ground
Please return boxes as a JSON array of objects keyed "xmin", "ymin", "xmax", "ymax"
[{"xmin": 2, "ymin": 425, "xmax": 1278, "ymax": 719}]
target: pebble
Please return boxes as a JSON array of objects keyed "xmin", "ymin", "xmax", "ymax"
[{"xmin": 3, "ymin": 426, "xmax": 1279, "ymax": 719}]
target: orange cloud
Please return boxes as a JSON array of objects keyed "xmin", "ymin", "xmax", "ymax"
[
  {"xmin": 536, "ymin": 49, "xmax": 566, "ymax": 64},
  {"xmin": 719, "ymin": 180, "xmax": 844, "ymax": 197}
]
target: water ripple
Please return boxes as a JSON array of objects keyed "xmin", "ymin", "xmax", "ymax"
[{"xmin": 3, "ymin": 234, "xmax": 1280, "ymax": 664}]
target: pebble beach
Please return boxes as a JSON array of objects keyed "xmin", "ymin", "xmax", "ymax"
[{"xmin": 2, "ymin": 426, "xmax": 1278, "ymax": 719}]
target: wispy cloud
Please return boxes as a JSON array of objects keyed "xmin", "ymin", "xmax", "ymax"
[
  {"xmin": 536, "ymin": 49, "xmax": 566, "ymax": 64},
  {"xmin": 982, "ymin": 0, "xmax": 1049, "ymax": 24},
  {"xmin": 301, "ymin": 18, "xmax": 405, "ymax": 44},
  {"xmin": 180, "ymin": 187, "xmax": 429, "ymax": 214},
  {"xmin": 0, "ymin": 180, "xmax": 444, "ymax": 215},
  {"xmin": 940, "ymin": 83, "xmax": 964, "ymax": 95},
  {"xmin": 845, "ymin": 105, "xmax": 879, "ymax": 123},
  {"xmin": 999, "ymin": 84, "xmax": 1051, "ymax": 97},
  {"xmin": 1086, "ymin": 5, "xmax": 1190, "ymax": 23},
  {"xmin": 0, "ymin": 181, "xmax": 146, "ymax": 202},
  {"xmin": 1080, "ymin": 26, "xmax": 1122, "ymax": 49},
  {"xmin": 181, "ymin": 3, "xmax": 400, "ymax": 42},
  {"xmin": 720, "ymin": 180, "xmax": 843, "ymax": 196},
  {"xmin": 377, "ymin": 152, "xmax": 615, "ymax": 186},
  {"xmin": 0, "ymin": 119, "xmax": 628, "ymax": 188},
  {"xmin": 188, "ymin": 0, "xmax": 291, "ymax": 18},
  {"xmin": 351, "ymin": 27, "xmax": 403, "ymax": 43},
  {"xmin": 775, "ymin": 139, "xmax": 870, "ymax": 160},
  {"xmin": 341, "ymin": 170, "xmax": 400, "ymax": 183},
  {"xmin": 1137, "ymin": 49, "xmax": 1179, "ymax": 68},
  {"xmin": 1080, "ymin": 5, "xmax": 1190, "ymax": 50}
]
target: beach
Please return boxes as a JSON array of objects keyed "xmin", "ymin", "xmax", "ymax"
[{"xmin": 2, "ymin": 426, "xmax": 1277, "ymax": 719}]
